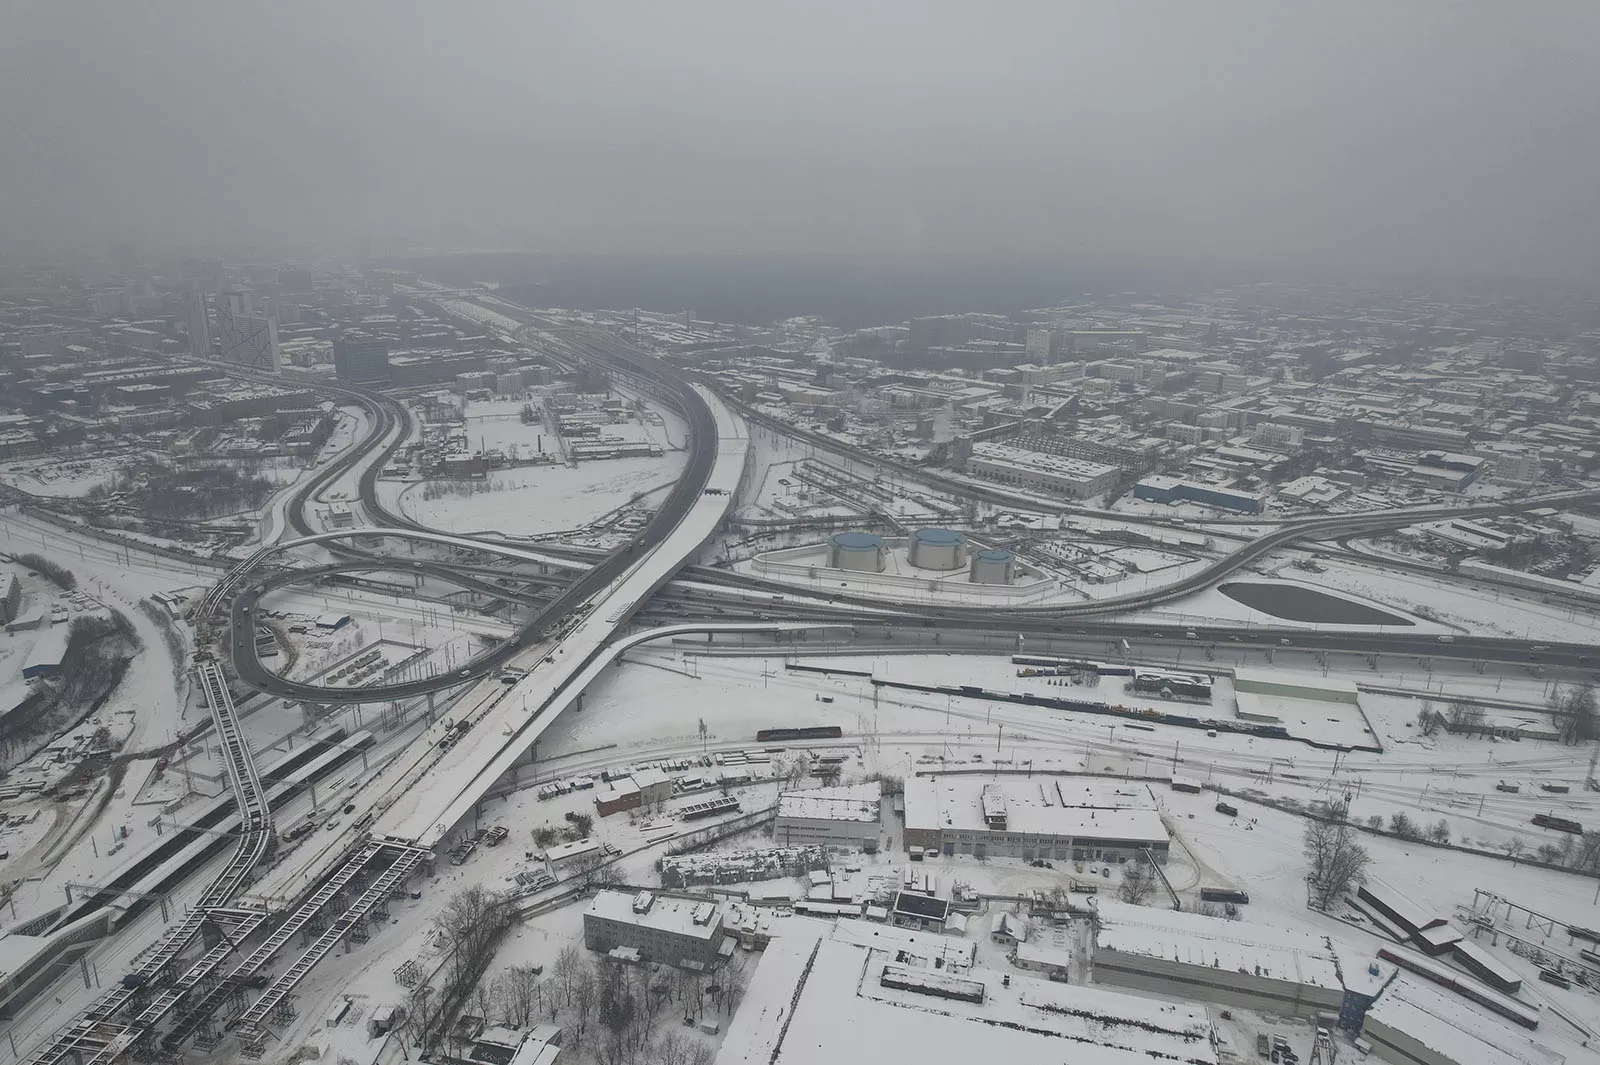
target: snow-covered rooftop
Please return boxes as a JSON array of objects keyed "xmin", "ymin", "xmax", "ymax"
[
  {"xmin": 778, "ymin": 782, "xmax": 881, "ymax": 823},
  {"xmin": 1092, "ymin": 899, "xmax": 1344, "ymax": 990},
  {"xmin": 715, "ymin": 925, "xmax": 1218, "ymax": 1065},
  {"xmin": 586, "ymin": 890, "xmax": 725, "ymax": 942},
  {"xmin": 904, "ymin": 776, "xmax": 1168, "ymax": 844},
  {"xmin": 1364, "ymin": 979, "xmax": 1565, "ymax": 1065}
]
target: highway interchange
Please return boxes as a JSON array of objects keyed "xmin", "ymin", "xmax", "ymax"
[{"xmin": 209, "ymin": 305, "xmax": 1600, "ymax": 702}]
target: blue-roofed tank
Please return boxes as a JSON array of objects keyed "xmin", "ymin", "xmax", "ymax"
[
  {"xmin": 908, "ymin": 528, "xmax": 966, "ymax": 570},
  {"xmin": 827, "ymin": 531, "xmax": 886, "ymax": 572},
  {"xmin": 969, "ymin": 548, "xmax": 1014, "ymax": 584}
]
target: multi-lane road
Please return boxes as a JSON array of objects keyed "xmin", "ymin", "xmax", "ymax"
[
  {"xmin": 201, "ymin": 300, "xmax": 1600, "ymax": 702},
  {"xmin": 211, "ymin": 325, "xmax": 722, "ymax": 701}
]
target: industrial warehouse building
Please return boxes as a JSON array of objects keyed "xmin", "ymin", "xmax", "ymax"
[
  {"xmin": 1360, "ymin": 979, "xmax": 1552, "ymax": 1065},
  {"xmin": 1232, "ymin": 667, "xmax": 1365, "ymax": 728},
  {"xmin": 1234, "ymin": 669, "xmax": 1360, "ymax": 704},
  {"xmin": 965, "ymin": 442, "xmax": 1121, "ymax": 499},
  {"xmin": 902, "ymin": 777, "xmax": 1169, "ymax": 863},
  {"xmin": 1090, "ymin": 899, "xmax": 1367, "ymax": 1020},
  {"xmin": 716, "ymin": 922, "xmax": 1221, "ymax": 1065},
  {"xmin": 594, "ymin": 767, "xmax": 673, "ymax": 817},
  {"xmin": 1085, "ymin": 900, "xmax": 1552, "ymax": 1064},
  {"xmin": 1133, "ymin": 474, "xmax": 1263, "ymax": 514},
  {"xmin": 583, "ymin": 890, "xmax": 731, "ymax": 970},
  {"xmin": 774, "ymin": 782, "xmax": 882, "ymax": 849}
]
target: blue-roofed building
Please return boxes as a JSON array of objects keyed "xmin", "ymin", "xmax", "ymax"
[{"xmin": 1134, "ymin": 475, "xmax": 1263, "ymax": 514}]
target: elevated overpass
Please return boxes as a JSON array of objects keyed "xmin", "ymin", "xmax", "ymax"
[
  {"xmin": 15, "ymin": 349, "xmax": 745, "ymax": 1061},
  {"xmin": 371, "ymin": 387, "xmax": 751, "ymax": 846}
]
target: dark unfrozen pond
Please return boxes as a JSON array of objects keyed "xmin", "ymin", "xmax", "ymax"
[{"xmin": 1218, "ymin": 582, "xmax": 1412, "ymax": 625}]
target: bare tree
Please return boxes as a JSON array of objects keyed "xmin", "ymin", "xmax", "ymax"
[
  {"xmin": 551, "ymin": 943, "xmax": 581, "ymax": 1012},
  {"xmin": 1503, "ymin": 836, "xmax": 1526, "ymax": 864},
  {"xmin": 783, "ymin": 755, "xmax": 810, "ymax": 789},
  {"xmin": 674, "ymin": 967, "xmax": 705, "ymax": 1017},
  {"xmin": 864, "ymin": 771, "xmax": 904, "ymax": 797},
  {"xmin": 1389, "ymin": 812, "xmax": 1419, "ymax": 840},
  {"xmin": 414, "ymin": 886, "xmax": 513, "ymax": 1057},
  {"xmin": 1416, "ymin": 702, "xmax": 1441, "ymax": 736},
  {"xmin": 572, "ymin": 851, "xmax": 625, "ymax": 891},
  {"xmin": 633, "ymin": 963, "xmax": 670, "ymax": 1044},
  {"xmin": 717, "ymin": 955, "xmax": 750, "ymax": 1018},
  {"xmin": 1570, "ymin": 831, "xmax": 1600, "ymax": 873},
  {"xmin": 1445, "ymin": 700, "xmax": 1484, "ymax": 732},
  {"xmin": 1553, "ymin": 683, "xmax": 1599, "ymax": 745},
  {"xmin": 1118, "ymin": 857, "xmax": 1155, "ymax": 904},
  {"xmin": 569, "ymin": 967, "xmax": 598, "ymax": 1052},
  {"xmin": 1427, "ymin": 819, "xmax": 1450, "ymax": 844},
  {"xmin": 1304, "ymin": 805, "xmax": 1372, "ymax": 910},
  {"xmin": 435, "ymin": 886, "xmax": 510, "ymax": 989},
  {"xmin": 655, "ymin": 1030, "xmax": 694, "ymax": 1065},
  {"xmin": 469, "ymin": 977, "xmax": 497, "ymax": 1027},
  {"xmin": 502, "ymin": 964, "xmax": 542, "ymax": 1027},
  {"xmin": 597, "ymin": 960, "xmax": 637, "ymax": 1065},
  {"xmin": 402, "ymin": 983, "xmax": 437, "ymax": 1048},
  {"xmin": 1365, "ymin": 814, "xmax": 1383, "ymax": 830}
]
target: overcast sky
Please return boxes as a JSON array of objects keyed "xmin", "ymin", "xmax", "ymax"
[{"xmin": 3, "ymin": 2, "xmax": 1597, "ymax": 278}]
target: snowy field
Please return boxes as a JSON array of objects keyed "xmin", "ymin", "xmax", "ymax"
[{"xmin": 390, "ymin": 453, "xmax": 687, "ymax": 537}]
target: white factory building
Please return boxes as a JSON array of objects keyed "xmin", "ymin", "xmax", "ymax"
[
  {"xmin": 1090, "ymin": 899, "xmax": 1366, "ymax": 1020},
  {"xmin": 774, "ymin": 782, "xmax": 882, "ymax": 850},
  {"xmin": 902, "ymin": 777, "xmax": 1169, "ymax": 863},
  {"xmin": 583, "ymin": 890, "xmax": 733, "ymax": 970},
  {"xmin": 1361, "ymin": 978, "xmax": 1560, "ymax": 1065},
  {"xmin": 715, "ymin": 920, "xmax": 1222, "ymax": 1065},
  {"xmin": 965, "ymin": 442, "xmax": 1121, "ymax": 499}
]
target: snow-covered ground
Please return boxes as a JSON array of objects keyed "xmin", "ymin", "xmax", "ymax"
[
  {"xmin": 390, "ymin": 454, "xmax": 687, "ymax": 537},
  {"xmin": 0, "ymin": 511, "xmax": 200, "ymax": 761},
  {"xmin": 0, "ymin": 450, "xmax": 128, "ymax": 497}
]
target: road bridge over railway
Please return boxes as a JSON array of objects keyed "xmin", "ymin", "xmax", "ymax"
[{"xmin": 15, "ymin": 337, "xmax": 744, "ymax": 1063}]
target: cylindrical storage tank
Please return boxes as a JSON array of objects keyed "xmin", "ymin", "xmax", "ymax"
[
  {"xmin": 908, "ymin": 528, "xmax": 966, "ymax": 571},
  {"xmin": 827, "ymin": 532, "xmax": 886, "ymax": 572},
  {"xmin": 969, "ymin": 548, "xmax": 1015, "ymax": 584}
]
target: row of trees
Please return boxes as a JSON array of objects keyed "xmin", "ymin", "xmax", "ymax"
[
  {"xmin": 1550, "ymin": 684, "xmax": 1599, "ymax": 745},
  {"xmin": 1306, "ymin": 800, "xmax": 1600, "ymax": 910},
  {"xmin": 1380, "ymin": 812, "xmax": 1451, "ymax": 844},
  {"xmin": 85, "ymin": 461, "xmax": 277, "ymax": 520},
  {"xmin": 1416, "ymin": 698, "xmax": 1490, "ymax": 735},
  {"xmin": 1417, "ymin": 684, "xmax": 1598, "ymax": 745},
  {"xmin": 1304, "ymin": 802, "xmax": 1372, "ymax": 910},
  {"xmin": 410, "ymin": 938, "xmax": 736, "ymax": 1065},
  {"xmin": 15, "ymin": 552, "xmax": 76, "ymax": 590},
  {"xmin": 402, "ymin": 887, "xmax": 515, "ymax": 1056}
]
